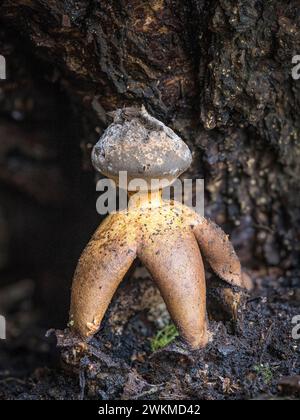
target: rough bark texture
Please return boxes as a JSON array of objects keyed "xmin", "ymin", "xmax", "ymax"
[
  {"xmin": 1, "ymin": 0, "xmax": 299, "ymax": 273},
  {"xmin": 0, "ymin": 0, "xmax": 299, "ymax": 400}
]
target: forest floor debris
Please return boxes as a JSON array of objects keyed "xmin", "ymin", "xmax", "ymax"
[{"xmin": 0, "ymin": 271, "xmax": 299, "ymax": 400}]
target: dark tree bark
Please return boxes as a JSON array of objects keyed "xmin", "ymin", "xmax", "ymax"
[{"xmin": 1, "ymin": 0, "xmax": 299, "ymax": 276}]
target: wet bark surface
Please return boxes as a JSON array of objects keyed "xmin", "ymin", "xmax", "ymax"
[{"xmin": 0, "ymin": 0, "xmax": 299, "ymax": 400}]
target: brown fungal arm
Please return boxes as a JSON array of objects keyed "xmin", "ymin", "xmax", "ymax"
[
  {"xmin": 69, "ymin": 214, "xmax": 137, "ymax": 338},
  {"xmin": 193, "ymin": 219, "xmax": 243, "ymax": 288},
  {"xmin": 138, "ymin": 229, "xmax": 208, "ymax": 349}
]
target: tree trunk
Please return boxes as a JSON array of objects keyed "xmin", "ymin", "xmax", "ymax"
[{"xmin": 1, "ymin": 0, "xmax": 299, "ymax": 275}]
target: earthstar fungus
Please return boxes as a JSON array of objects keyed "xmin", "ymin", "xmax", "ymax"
[{"xmin": 69, "ymin": 107, "xmax": 245, "ymax": 349}]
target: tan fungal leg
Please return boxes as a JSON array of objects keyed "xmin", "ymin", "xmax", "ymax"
[
  {"xmin": 138, "ymin": 229, "xmax": 208, "ymax": 349},
  {"xmin": 193, "ymin": 219, "xmax": 242, "ymax": 287},
  {"xmin": 70, "ymin": 214, "xmax": 137, "ymax": 338}
]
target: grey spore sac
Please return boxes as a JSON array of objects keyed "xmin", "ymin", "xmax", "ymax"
[{"xmin": 92, "ymin": 106, "xmax": 192, "ymax": 185}]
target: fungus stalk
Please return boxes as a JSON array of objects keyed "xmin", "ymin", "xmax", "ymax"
[{"xmin": 69, "ymin": 107, "xmax": 246, "ymax": 349}]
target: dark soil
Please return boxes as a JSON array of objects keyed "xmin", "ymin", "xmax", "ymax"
[{"xmin": 0, "ymin": 269, "xmax": 299, "ymax": 400}]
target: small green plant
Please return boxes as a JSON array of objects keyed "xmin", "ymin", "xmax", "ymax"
[
  {"xmin": 151, "ymin": 323, "xmax": 179, "ymax": 351},
  {"xmin": 253, "ymin": 363, "xmax": 273, "ymax": 385}
]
